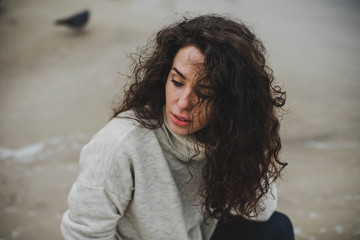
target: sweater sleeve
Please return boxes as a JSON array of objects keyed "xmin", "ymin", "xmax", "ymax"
[
  {"xmin": 230, "ymin": 181, "xmax": 278, "ymax": 222},
  {"xmin": 61, "ymin": 120, "xmax": 135, "ymax": 239},
  {"xmin": 247, "ymin": 181, "xmax": 278, "ymax": 222},
  {"xmin": 61, "ymin": 182, "xmax": 128, "ymax": 240}
]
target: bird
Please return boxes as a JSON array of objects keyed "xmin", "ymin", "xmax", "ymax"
[{"xmin": 55, "ymin": 10, "xmax": 90, "ymax": 31}]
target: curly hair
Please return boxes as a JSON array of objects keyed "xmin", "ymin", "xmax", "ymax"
[{"xmin": 113, "ymin": 14, "xmax": 287, "ymax": 221}]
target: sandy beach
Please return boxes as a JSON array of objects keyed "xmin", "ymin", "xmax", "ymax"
[{"xmin": 0, "ymin": 0, "xmax": 359, "ymax": 239}]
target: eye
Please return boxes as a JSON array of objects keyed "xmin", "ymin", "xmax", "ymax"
[
  {"xmin": 198, "ymin": 85, "xmax": 215, "ymax": 99},
  {"xmin": 171, "ymin": 79, "xmax": 183, "ymax": 87}
]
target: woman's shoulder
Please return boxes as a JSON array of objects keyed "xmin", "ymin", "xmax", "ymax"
[
  {"xmin": 77, "ymin": 110, "xmax": 153, "ymax": 187},
  {"xmin": 85, "ymin": 109, "xmax": 160, "ymax": 160},
  {"xmin": 93, "ymin": 110, "xmax": 149, "ymax": 143}
]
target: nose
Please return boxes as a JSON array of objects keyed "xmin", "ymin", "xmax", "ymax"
[{"xmin": 177, "ymin": 89, "xmax": 194, "ymax": 110}]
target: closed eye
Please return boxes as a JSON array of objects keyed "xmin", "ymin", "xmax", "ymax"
[
  {"xmin": 197, "ymin": 85, "xmax": 215, "ymax": 98},
  {"xmin": 171, "ymin": 79, "xmax": 183, "ymax": 87}
]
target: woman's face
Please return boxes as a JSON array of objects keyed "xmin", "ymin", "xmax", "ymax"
[{"xmin": 165, "ymin": 45, "xmax": 210, "ymax": 136}]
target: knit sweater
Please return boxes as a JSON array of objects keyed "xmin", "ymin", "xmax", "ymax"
[{"xmin": 61, "ymin": 110, "xmax": 277, "ymax": 240}]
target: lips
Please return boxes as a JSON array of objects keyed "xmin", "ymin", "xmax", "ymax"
[
  {"xmin": 171, "ymin": 113, "xmax": 191, "ymax": 127},
  {"xmin": 174, "ymin": 114, "xmax": 190, "ymax": 122}
]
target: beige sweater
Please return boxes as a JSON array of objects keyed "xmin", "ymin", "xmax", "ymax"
[{"xmin": 61, "ymin": 110, "xmax": 277, "ymax": 240}]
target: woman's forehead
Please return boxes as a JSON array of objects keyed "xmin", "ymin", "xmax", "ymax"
[
  {"xmin": 172, "ymin": 46, "xmax": 205, "ymax": 81},
  {"xmin": 174, "ymin": 45, "xmax": 204, "ymax": 63},
  {"xmin": 173, "ymin": 46, "xmax": 204, "ymax": 66}
]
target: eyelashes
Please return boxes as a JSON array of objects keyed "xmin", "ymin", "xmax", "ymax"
[
  {"xmin": 171, "ymin": 79, "xmax": 183, "ymax": 87},
  {"xmin": 170, "ymin": 79, "xmax": 215, "ymax": 99}
]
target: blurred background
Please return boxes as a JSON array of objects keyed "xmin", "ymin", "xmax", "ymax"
[{"xmin": 0, "ymin": 0, "xmax": 359, "ymax": 239}]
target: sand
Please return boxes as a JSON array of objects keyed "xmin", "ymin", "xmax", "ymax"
[{"xmin": 0, "ymin": 0, "xmax": 359, "ymax": 239}]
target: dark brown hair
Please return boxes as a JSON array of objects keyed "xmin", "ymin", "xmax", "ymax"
[{"xmin": 113, "ymin": 14, "xmax": 287, "ymax": 221}]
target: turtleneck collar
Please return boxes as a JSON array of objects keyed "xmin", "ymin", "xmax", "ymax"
[{"xmin": 154, "ymin": 108, "xmax": 206, "ymax": 162}]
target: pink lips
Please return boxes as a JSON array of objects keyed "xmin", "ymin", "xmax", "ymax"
[{"xmin": 171, "ymin": 113, "xmax": 191, "ymax": 127}]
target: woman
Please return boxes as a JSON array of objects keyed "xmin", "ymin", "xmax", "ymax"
[{"xmin": 61, "ymin": 14, "xmax": 294, "ymax": 240}]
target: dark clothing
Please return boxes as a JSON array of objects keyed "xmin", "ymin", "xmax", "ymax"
[{"xmin": 210, "ymin": 211, "xmax": 294, "ymax": 240}]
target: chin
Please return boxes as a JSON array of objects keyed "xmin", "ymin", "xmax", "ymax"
[
  {"xmin": 172, "ymin": 128, "xmax": 189, "ymax": 136},
  {"xmin": 169, "ymin": 123, "xmax": 188, "ymax": 136}
]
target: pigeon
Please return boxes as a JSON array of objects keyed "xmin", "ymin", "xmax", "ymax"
[{"xmin": 55, "ymin": 10, "xmax": 90, "ymax": 31}]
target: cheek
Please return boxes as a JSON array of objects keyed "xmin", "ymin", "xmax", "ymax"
[
  {"xmin": 200, "ymin": 113, "xmax": 209, "ymax": 126},
  {"xmin": 195, "ymin": 108, "xmax": 209, "ymax": 126},
  {"xmin": 165, "ymin": 80, "xmax": 179, "ymax": 105},
  {"xmin": 199, "ymin": 105, "xmax": 211, "ymax": 125},
  {"xmin": 165, "ymin": 80, "xmax": 170, "ymax": 103}
]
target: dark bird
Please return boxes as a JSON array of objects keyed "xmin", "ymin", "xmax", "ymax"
[{"xmin": 55, "ymin": 10, "xmax": 90, "ymax": 31}]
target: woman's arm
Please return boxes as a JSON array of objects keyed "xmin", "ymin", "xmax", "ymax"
[
  {"xmin": 247, "ymin": 181, "xmax": 278, "ymax": 222},
  {"xmin": 230, "ymin": 181, "xmax": 278, "ymax": 222},
  {"xmin": 61, "ymin": 119, "xmax": 135, "ymax": 239},
  {"xmin": 61, "ymin": 181, "xmax": 129, "ymax": 239}
]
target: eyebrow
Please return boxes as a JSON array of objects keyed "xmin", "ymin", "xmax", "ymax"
[{"xmin": 172, "ymin": 67, "xmax": 187, "ymax": 80}]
